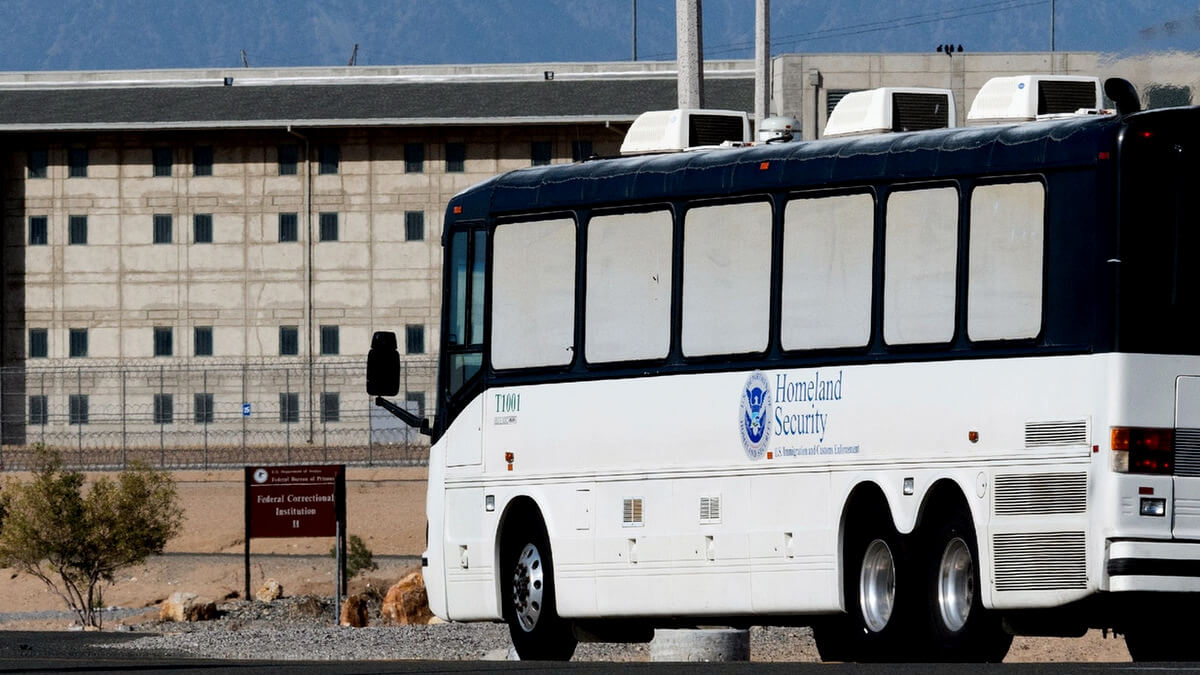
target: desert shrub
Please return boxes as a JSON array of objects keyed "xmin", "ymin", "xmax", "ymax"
[
  {"xmin": 331, "ymin": 534, "xmax": 378, "ymax": 579},
  {"xmin": 0, "ymin": 448, "xmax": 184, "ymax": 627}
]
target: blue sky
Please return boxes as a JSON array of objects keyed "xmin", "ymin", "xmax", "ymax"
[{"xmin": 1, "ymin": 0, "xmax": 1198, "ymax": 72}]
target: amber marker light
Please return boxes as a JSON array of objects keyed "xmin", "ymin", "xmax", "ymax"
[
  {"xmin": 453, "ymin": 205, "xmax": 463, "ymax": 214},
  {"xmin": 759, "ymin": 161, "xmax": 770, "ymax": 171},
  {"xmin": 505, "ymin": 451, "xmax": 514, "ymax": 471}
]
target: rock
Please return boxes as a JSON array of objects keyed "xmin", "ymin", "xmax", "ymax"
[
  {"xmin": 256, "ymin": 578, "xmax": 282, "ymax": 602},
  {"xmin": 339, "ymin": 594, "xmax": 369, "ymax": 627},
  {"xmin": 159, "ymin": 591, "xmax": 218, "ymax": 622},
  {"xmin": 381, "ymin": 571, "xmax": 434, "ymax": 625}
]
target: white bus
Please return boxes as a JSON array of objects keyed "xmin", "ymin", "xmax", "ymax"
[{"xmin": 368, "ymin": 75, "xmax": 1200, "ymax": 662}]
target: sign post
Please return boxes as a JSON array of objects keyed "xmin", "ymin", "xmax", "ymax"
[{"xmin": 244, "ymin": 465, "xmax": 346, "ymax": 622}]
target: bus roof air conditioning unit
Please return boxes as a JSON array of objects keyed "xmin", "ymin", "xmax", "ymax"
[
  {"xmin": 823, "ymin": 87, "xmax": 956, "ymax": 138},
  {"xmin": 620, "ymin": 109, "xmax": 751, "ymax": 155},
  {"xmin": 967, "ymin": 75, "xmax": 1105, "ymax": 125}
]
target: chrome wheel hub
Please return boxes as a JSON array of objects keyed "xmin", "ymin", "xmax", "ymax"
[
  {"xmin": 511, "ymin": 542, "xmax": 544, "ymax": 632},
  {"xmin": 938, "ymin": 536, "xmax": 974, "ymax": 633},
  {"xmin": 858, "ymin": 538, "xmax": 896, "ymax": 633}
]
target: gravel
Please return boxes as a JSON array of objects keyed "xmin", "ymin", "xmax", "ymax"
[{"xmin": 109, "ymin": 595, "xmax": 821, "ymax": 662}]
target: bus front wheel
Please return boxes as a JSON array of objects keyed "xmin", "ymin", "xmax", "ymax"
[{"xmin": 501, "ymin": 520, "xmax": 577, "ymax": 661}]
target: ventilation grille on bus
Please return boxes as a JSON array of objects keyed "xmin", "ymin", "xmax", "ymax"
[
  {"xmin": 1038, "ymin": 81, "xmax": 1098, "ymax": 115},
  {"xmin": 699, "ymin": 496, "xmax": 722, "ymax": 524},
  {"xmin": 1175, "ymin": 428, "xmax": 1200, "ymax": 477},
  {"xmin": 623, "ymin": 498, "xmax": 644, "ymax": 526},
  {"xmin": 1024, "ymin": 420, "xmax": 1088, "ymax": 447},
  {"xmin": 993, "ymin": 531, "xmax": 1087, "ymax": 591},
  {"xmin": 994, "ymin": 473, "xmax": 1087, "ymax": 516},
  {"xmin": 689, "ymin": 114, "xmax": 746, "ymax": 146},
  {"xmin": 891, "ymin": 92, "xmax": 951, "ymax": 132}
]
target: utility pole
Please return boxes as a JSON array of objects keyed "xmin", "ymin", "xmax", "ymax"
[
  {"xmin": 755, "ymin": 0, "xmax": 770, "ymax": 128},
  {"xmin": 632, "ymin": 0, "xmax": 638, "ymax": 61},
  {"xmin": 677, "ymin": 0, "xmax": 703, "ymax": 109},
  {"xmin": 1050, "ymin": 0, "xmax": 1056, "ymax": 52}
]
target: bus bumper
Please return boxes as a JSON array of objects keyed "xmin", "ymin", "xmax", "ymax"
[{"xmin": 1106, "ymin": 539, "xmax": 1200, "ymax": 592}]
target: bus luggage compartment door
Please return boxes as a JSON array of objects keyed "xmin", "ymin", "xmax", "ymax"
[{"xmin": 1173, "ymin": 376, "xmax": 1200, "ymax": 538}]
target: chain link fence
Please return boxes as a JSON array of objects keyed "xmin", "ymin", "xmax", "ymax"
[{"xmin": 0, "ymin": 358, "xmax": 436, "ymax": 471}]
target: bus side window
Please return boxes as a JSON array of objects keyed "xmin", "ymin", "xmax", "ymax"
[
  {"xmin": 884, "ymin": 187, "xmax": 959, "ymax": 345},
  {"xmin": 782, "ymin": 193, "xmax": 874, "ymax": 350},
  {"xmin": 967, "ymin": 181, "xmax": 1045, "ymax": 341},
  {"xmin": 585, "ymin": 210, "xmax": 673, "ymax": 363},
  {"xmin": 492, "ymin": 218, "xmax": 576, "ymax": 369}
]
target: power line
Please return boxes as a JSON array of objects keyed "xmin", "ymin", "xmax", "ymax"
[{"xmin": 641, "ymin": 0, "xmax": 1051, "ymax": 59}]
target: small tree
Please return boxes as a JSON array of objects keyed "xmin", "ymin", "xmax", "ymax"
[
  {"xmin": 331, "ymin": 534, "xmax": 378, "ymax": 579},
  {"xmin": 0, "ymin": 449, "xmax": 184, "ymax": 627}
]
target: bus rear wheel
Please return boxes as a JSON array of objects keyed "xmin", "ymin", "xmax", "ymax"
[
  {"xmin": 918, "ymin": 512, "xmax": 1010, "ymax": 662},
  {"xmin": 501, "ymin": 520, "xmax": 577, "ymax": 661},
  {"xmin": 814, "ymin": 520, "xmax": 912, "ymax": 661}
]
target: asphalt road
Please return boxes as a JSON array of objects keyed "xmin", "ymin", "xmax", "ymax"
[{"xmin": 1, "ymin": 631, "xmax": 1193, "ymax": 675}]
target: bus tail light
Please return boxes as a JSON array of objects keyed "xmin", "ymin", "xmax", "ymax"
[{"xmin": 1110, "ymin": 426, "xmax": 1174, "ymax": 474}]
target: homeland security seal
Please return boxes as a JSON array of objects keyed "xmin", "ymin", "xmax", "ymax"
[{"xmin": 738, "ymin": 370, "xmax": 772, "ymax": 460}]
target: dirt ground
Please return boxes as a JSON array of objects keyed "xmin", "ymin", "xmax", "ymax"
[{"xmin": 0, "ymin": 466, "xmax": 1130, "ymax": 662}]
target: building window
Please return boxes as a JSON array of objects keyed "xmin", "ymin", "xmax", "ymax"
[
  {"xmin": 531, "ymin": 141, "xmax": 552, "ymax": 166},
  {"xmin": 27, "ymin": 149, "xmax": 48, "ymax": 179},
  {"xmin": 319, "ymin": 143, "xmax": 339, "ymax": 175},
  {"xmin": 69, "ymin": 328, "xmax": 88, "ymax": 358},
  {"xmin": 278, "ymin": 212, "xmax": 298, "ymax": 242},
  {"xmin": 153, "ymin": 214, "xmax": 172, "ymax": 244},
  {"xmin": 193, "ymin": 213, "xmax": 213, "ymax": 243},
  {"xmin": 571, "ymin": 140, "xmax": 593, "ymax": 162},
  {"xmin": 405, "ymin": 324, "xmax": 425, "ymax": 354},
  {"xmin": 153, "ymin": 393, "xmax": 174, "ymax": 425},
  {"xmin": 321, "ymin": 392, "xmax": 340, "ymax": 423},
  {"xmin": 405, "ymin": 391, "xmax": 425, "ymax": 418},
  {"xmin": 29, "ymin": 215, "xmax": 48, "ymax": 245},
  {"xmin": 279, "ymin": 392, "xmax": 300, "ymax": 423},
  {"xmin": 29, "ymin": 328, "xmax": 48, "ymax": 358},
  {"xmin": 279, "ymin": 325, "xmax": 299, "ymax": 356},
  {"xmin": 154, "ymin": 326, "xmax": 173, "ymax": 357},
  {"xmin": 319, "ymin": 212, "xmax": 338, "ymax": 241},
  {"xmin": 29, "ymin": 395, "xmax": 49, "ymax": 426},
  {"xmin": 278, "ymin": 144, "xmax": 298, "ymax": 175},
  {"xmin": 69, "ymin": 394, "xmax": 89, "ymax": 425},
  {"xmin": 153, "ymin": 147, "xmax": 172, "ymax": 177},
  {"xmin": 194, "ymin": 393, "xmax": 214, "ymax": 424},
  {"xmin": 69, "ymin": 215, "xmax": 87, "ymax": 245},
  {"xmin": 404, "ymin": 143, "xmax": 424, "ymax": 173},
  {"xmin": 445, "ymin": 142, "xmax": 465, "ymax": 172},
  {"xmin": 320, "ymin": 325, "xmax": 339, "ymax": 355},
  {"xmin": 68, "ymin": 148, "xmax": 88, "ymax": 177},
  {"xmin": 194, "ymin": 326, "xmax": 213, "ymax": 356},
  {"xmin": 404, "ymin": 211, "xmax": 424, "ymax": 241},
  {"xmin": 193, "ymin": 145, "xmax": 213, "ymax": 176}
]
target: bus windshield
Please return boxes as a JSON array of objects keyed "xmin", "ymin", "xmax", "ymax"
[{"xmin": 1117, "ymin": 111, "xmax": 1200, "ymax": 355}]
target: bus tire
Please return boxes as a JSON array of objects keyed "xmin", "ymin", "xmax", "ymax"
[
  {"xmin": 501, "ymin": 519, "xmax": 577, "ymax": 661},
  {"xmin": 813, "ymin": 518, "xmax": 912, "ymax": 661},
  {"xmin": 919, "ymin": 511, "xmax": 1011, "ymax": 662}
]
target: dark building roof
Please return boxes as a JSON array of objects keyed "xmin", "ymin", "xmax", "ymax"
[{"xmin": 0, "ymin": 77, "xmax": 753, "ymax": 132}]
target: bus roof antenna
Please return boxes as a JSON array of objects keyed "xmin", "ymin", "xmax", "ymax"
[{"xmin": 1104, "ymin": 78, "xmax": 1141, "ymax": 115}]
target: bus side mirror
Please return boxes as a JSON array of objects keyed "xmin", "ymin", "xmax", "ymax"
[{"xmin": 367, "ymin": 331, "xmax": 400, "ymax": 397}]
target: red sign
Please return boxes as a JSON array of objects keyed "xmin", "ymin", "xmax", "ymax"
[{"xmin": 246, "ymin": 465, "xmax": 344, "ymax": 538}]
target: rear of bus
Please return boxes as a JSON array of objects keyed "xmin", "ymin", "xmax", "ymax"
[{"xmin": 1103, "ymin": 105, "xmax": 1200, "ymax": 653}]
